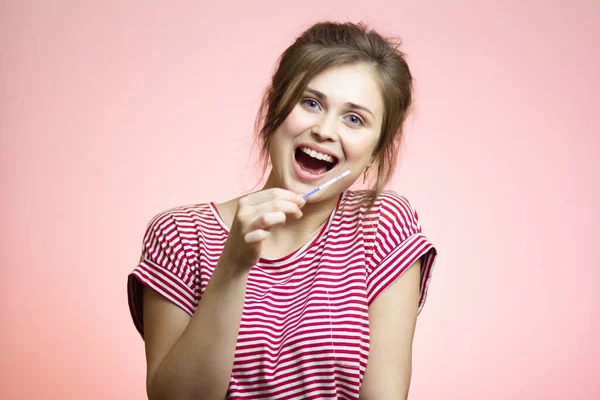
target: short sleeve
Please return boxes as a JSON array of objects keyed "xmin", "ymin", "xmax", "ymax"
[
  {"xmin": 366, "ymin": 191, "xmax": 438, "ymax": 314},
  {"xmin": 127, "ymin": 210, "xmax": 199, "ymax": 339}
]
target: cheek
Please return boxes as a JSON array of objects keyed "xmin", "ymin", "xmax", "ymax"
[
  {"xmin": 280, "ymin": 106, "xmax": 314, "ymax": 136},
  {"xmin": 269, "ymin": 108, "xmax": 312, "ymax": 159},
  {"xmin": 344, "ymin": 135, "xmax": 379, "ymax": 161}
]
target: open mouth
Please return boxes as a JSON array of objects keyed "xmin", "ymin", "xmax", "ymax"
[{"xmin": 294, "ymin": 146, "xmax": 338, "ymax": 175}]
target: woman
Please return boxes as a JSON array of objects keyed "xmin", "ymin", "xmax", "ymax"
[{"xmin": 127, "ymin": 21, "xmax": 438, "ymax": 399}]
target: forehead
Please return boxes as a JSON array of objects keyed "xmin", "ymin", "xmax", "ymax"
[{"xmin": 306, "ymin": 63, "xmax": 384, "ymax": 115}]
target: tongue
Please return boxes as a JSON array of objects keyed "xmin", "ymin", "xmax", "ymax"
[{"xmin": 296, "ymin": 150, "xmax": 329, "ymax": 175}]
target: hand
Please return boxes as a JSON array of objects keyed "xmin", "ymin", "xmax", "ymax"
[{"xmin": 219, "ymin": 188, "xmax": 306, "ymax": 271}]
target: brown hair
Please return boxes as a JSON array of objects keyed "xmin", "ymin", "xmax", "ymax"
[{"xmin": 253, "ymin": 21, "xmax": 414, "ymax": 210}]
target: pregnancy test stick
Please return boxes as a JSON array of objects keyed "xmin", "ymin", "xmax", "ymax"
[{"xmin": 302, "ymin": 170, "xmax": 351, "ymax": 200}]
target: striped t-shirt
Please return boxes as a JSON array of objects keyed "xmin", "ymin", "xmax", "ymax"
[{"xmin": 127, "ymin": 189, "xmax": 438, "ymax": 399}]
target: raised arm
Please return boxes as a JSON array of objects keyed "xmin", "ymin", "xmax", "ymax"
[
  {"xmin": 144, "ymin": 261, "xmax": 251, "ymax": 400},
  {"xmin": 141, "ymin": 188, "xmax": 306, "ymax": 399}
]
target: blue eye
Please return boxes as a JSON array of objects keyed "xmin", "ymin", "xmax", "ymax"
[
  {"xmin": 346, "ymin": 114, "xmax": 364, "ymax": 126},
  {"xmin": 302, "ymin": 98, "xmax": 321, "ymax": 111}
]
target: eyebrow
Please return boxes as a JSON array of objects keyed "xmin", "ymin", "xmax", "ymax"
[{"xmin": 305, "ymin": 87, "xmax": 375, "ymax": 118}]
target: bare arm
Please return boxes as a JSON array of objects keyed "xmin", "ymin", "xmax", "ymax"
[
  {"xmin": 360, "ymin": 258, "xmax": 421, "ymax": 400},
  {"xmin": 143, "ymin": 188, "xmax": 306, "ymax": 400},
  {"xmin": 145, "ymin": 261, "xmax": 250, "ymax": 400}
]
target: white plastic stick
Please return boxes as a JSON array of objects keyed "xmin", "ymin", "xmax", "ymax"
[{"xmin": 301, "ymin": 170, "xmax": 351, "ymax": 200}]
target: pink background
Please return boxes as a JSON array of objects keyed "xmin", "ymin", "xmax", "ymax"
[{"xmin": 1, "ymin": 1, "xmax": 598, "ymax": 399}]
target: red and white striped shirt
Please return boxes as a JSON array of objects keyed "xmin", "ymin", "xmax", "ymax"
[{"xmin": 128, "ymin": 189, "xmax": 438, "ymax": 399}]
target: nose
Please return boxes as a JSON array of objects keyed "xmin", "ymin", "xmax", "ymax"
[{"xmin": 311, "ymin": 114, "xmax": 338, "ymax": 141}]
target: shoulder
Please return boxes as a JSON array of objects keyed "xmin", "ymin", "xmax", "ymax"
[
  {"xmin": 372, "ymin": 189, "xmax": 414, "ymax": 210},
  {"xmin": 146, "ymin": 203, "xmax": 211, "ymax": 227},
  {"xmin": 139, "ymin": 203, "xmax": 215, "ymax": 270},
  {"xmin": 142, "ymin": 202, "xmax": 214, "ymax": 246},
  {"xmin": 362, "ymin": 190, "xmax": 423, "ymax": 244},
  {"xmin": 375, "ymin": 190, "xmax": 420, "ymax": 226},
  {"xmin": 341, "ymin": 189, "xmax": 418, "ymax": 223}
]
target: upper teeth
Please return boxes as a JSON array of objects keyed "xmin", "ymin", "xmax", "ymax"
[{"xmin": 300, "ymin": 146, "xmax": 336, "ymax": 163}]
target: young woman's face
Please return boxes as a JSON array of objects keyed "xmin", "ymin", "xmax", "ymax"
[{"xmin": 269, "ymin": 63, "xmax": 385, "ymax": 202}]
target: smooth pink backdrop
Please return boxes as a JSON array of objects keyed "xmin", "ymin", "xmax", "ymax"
[{"xmin": 1, "ymin": 1, "xmax": 598, "ymax": 399}]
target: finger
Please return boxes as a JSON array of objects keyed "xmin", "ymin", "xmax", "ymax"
[
  {"xmin": 241, "ymin": 188, "xmax": 305, "ymax": 207},
  {"xmin": 249, "ymin": 211, "xmax": 287, "ymax": 231},
  {"xmin": 254, "ymin": 199, "xmax": 303, "ymax": 219},
  {"xmin": 244, "ymin": 229, "xmax": 270, "ymax": 244}
]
